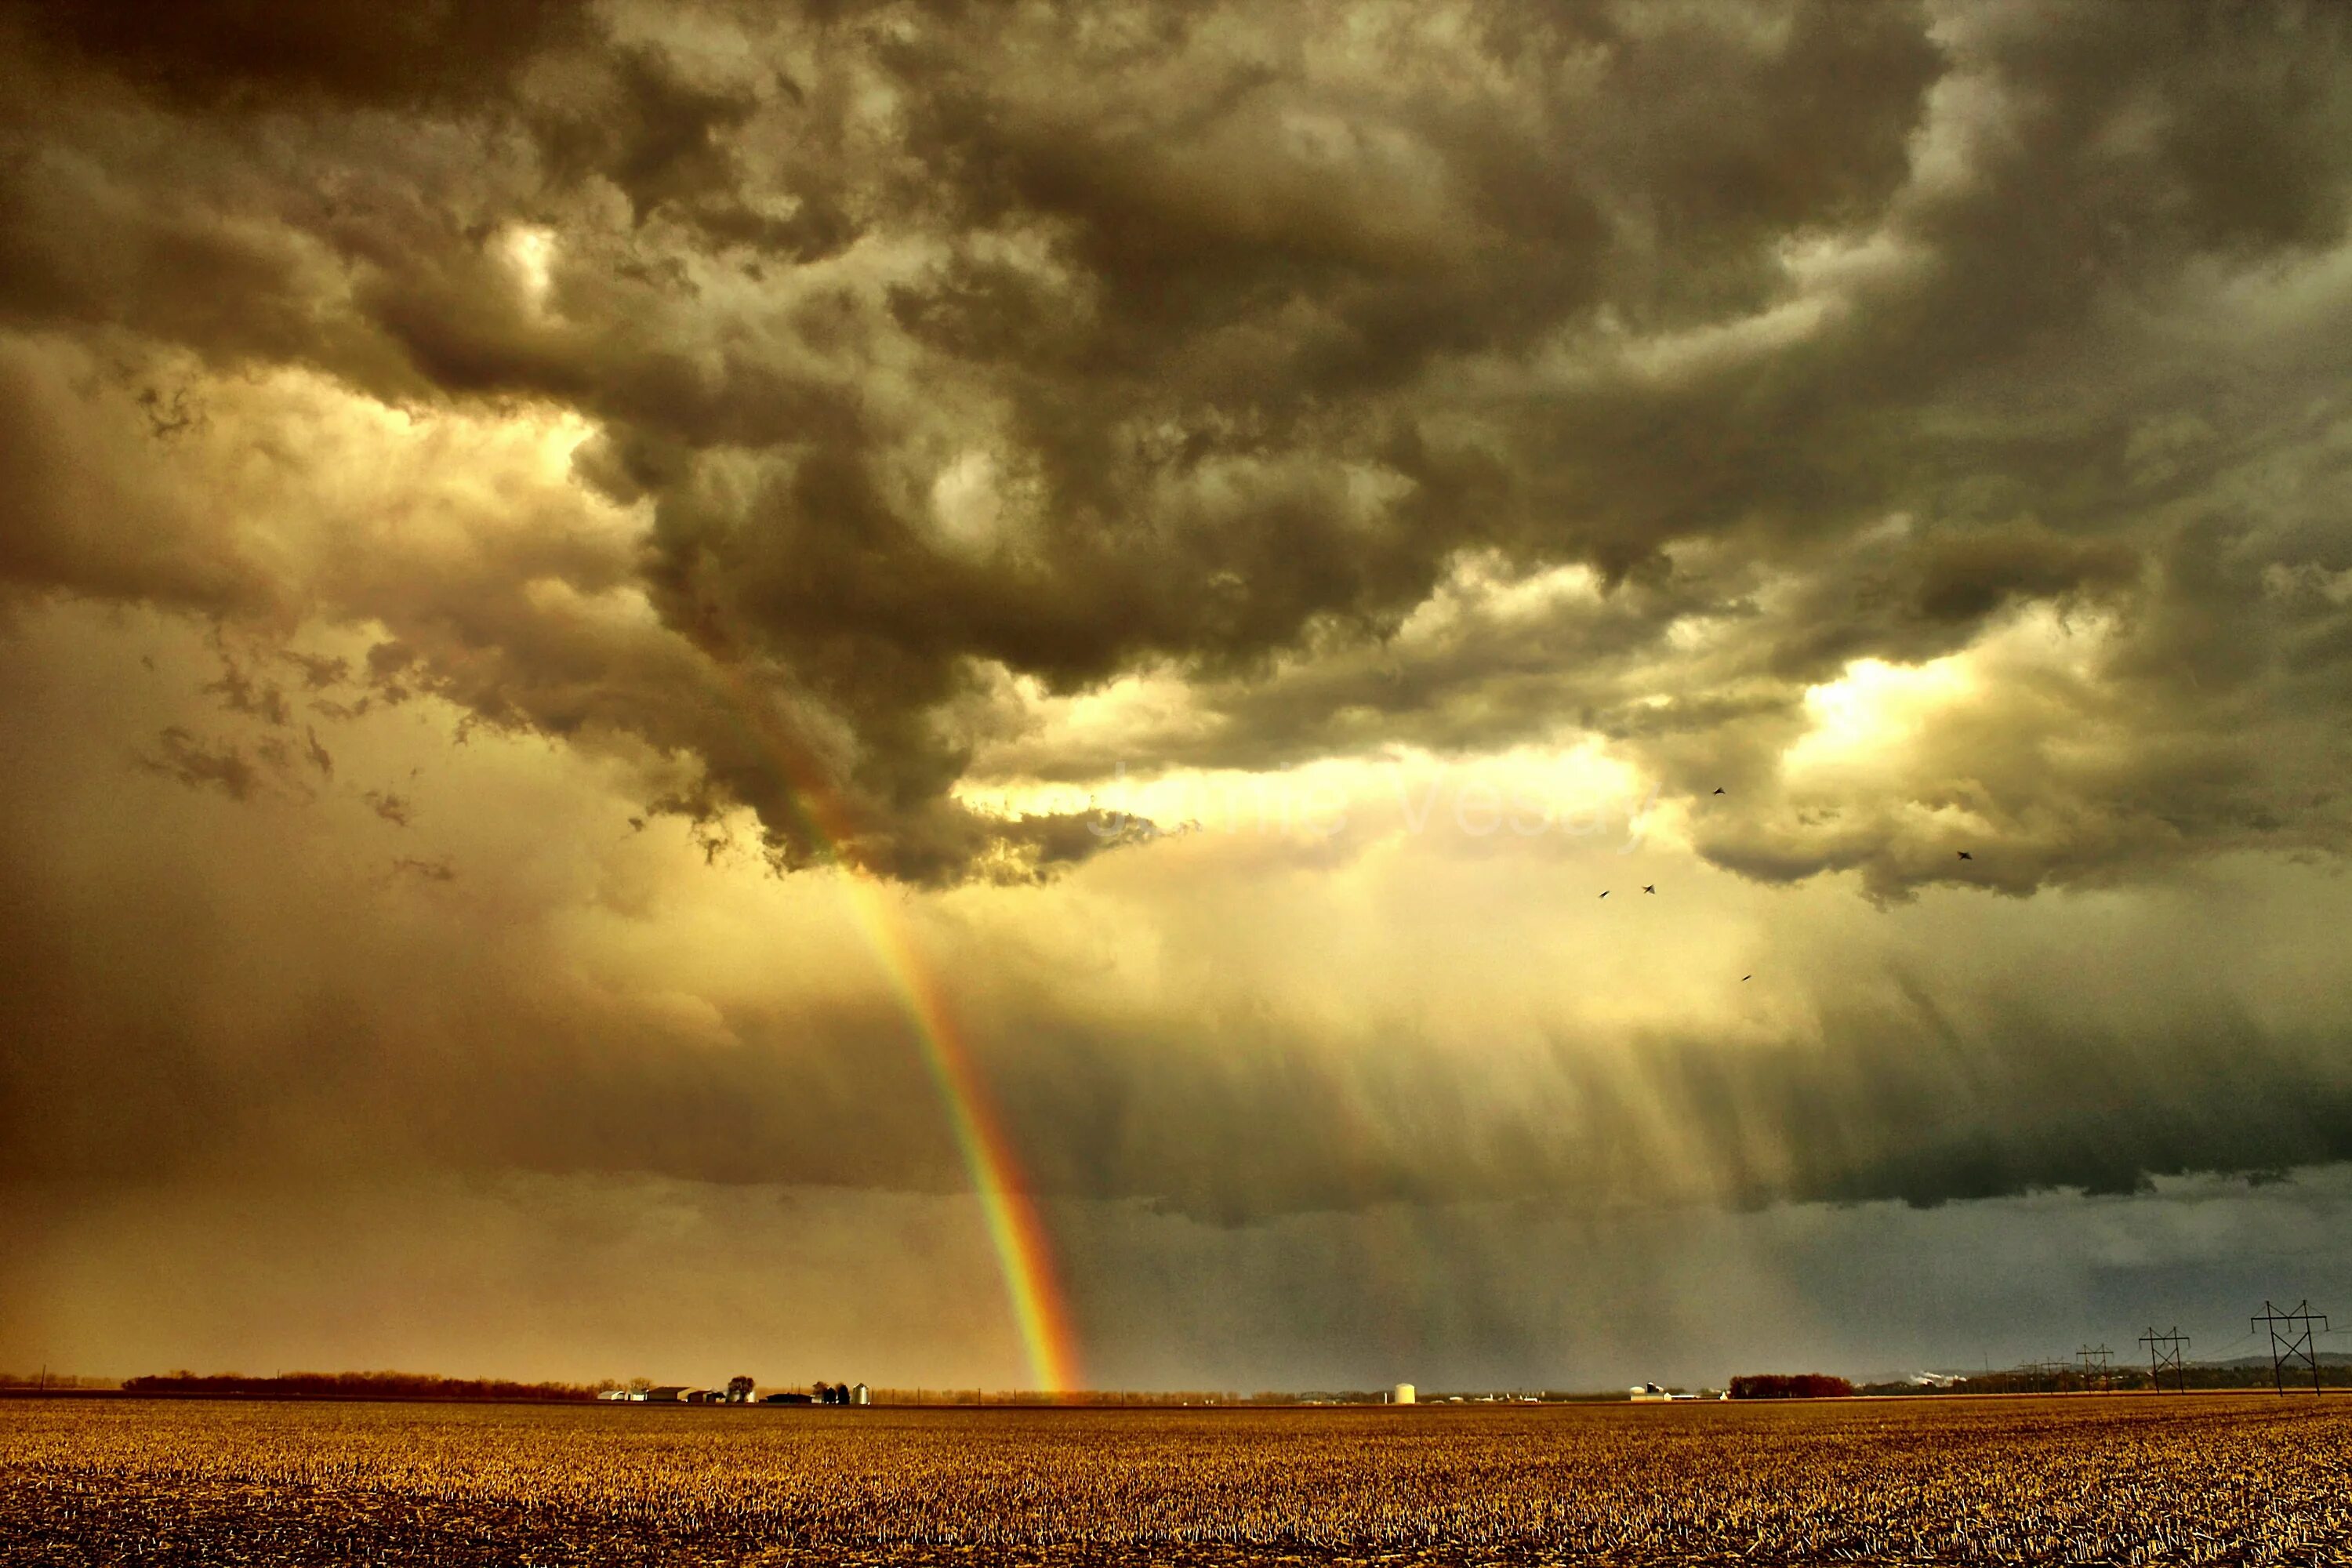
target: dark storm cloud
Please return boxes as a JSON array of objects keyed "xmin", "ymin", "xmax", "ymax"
[
  {"xmin": 5, "ymin": 0, "xmax": 589, "ymax": 111},
  {"xmin": 7, "ymin": 0, "xmax": 2347, "ymax": 892}
]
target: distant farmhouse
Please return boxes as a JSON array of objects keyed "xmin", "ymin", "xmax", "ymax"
[
  {"xmin": 608, "ymin": 1380, "xmax": 869, "ymax": 1407},
  {"xmin": 797, "ymin": 1381, "xmax": 867, "ymax": 1406}
]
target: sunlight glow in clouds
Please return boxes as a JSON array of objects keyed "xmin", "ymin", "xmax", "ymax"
[
  {"xmin": 1784, "ymin": 656, "xmax": 1974, "ymax": 779},
  {"xmin": 503, "ymin": 225, "xmax": 557, "ymax": 308}
]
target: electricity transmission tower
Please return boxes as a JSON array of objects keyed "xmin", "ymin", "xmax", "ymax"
[
  {"xmin": 2139, "ymin": 1327, "xmax": 2190, "ymax": 1393},
  {"xmin": 2252, "ymin": 1301, "xmax": 2329, "ymax": 1396},
  {"xmin": 2076, "ymin": 1344, "xmax": 2114, "ymax": 1392}
]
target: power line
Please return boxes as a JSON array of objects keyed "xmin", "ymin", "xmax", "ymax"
[
  {"xmin": 2139, "ymin": 1327, "xmax": 2190, "ymax": 1394},
  {"xmin": 2252, "ymin": 1301, "xmax": 2330, "ymax": 1396},
  {"xmin": 2023, "ymin": 1359, "xmax": 2067, "ymax": 1392},
  {"xmin": 2076, "ymin": 1344, "xmax": 2114, "ymax": 1393}
]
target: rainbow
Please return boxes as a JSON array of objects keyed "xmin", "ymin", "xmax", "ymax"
[
  {"xmin": 705, "ymin": 659, "xmax": 1083, "ymax": 1396},
  {"xmin": 832, "ymin": 875, "xmax": 1083, "ymax": 1396}
]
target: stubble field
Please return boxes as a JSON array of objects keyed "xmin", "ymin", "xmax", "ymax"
[{"xmin": 2, "ymin": 1394, "xmax": 2347, "ymax": 1566}]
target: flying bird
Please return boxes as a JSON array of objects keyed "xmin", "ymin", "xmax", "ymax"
[
  {"xmin": 1712, "ymin": 786, "xmax": 1726, "ymax": 795},
  {"xmin": 1958, "ymin": 850, "xmax": 1973, "ymax": 860},
  {"xmin": 1642, "ymin": 885, "xmax": 1656, "ymax": 894},
  {"xmin": 1599, "ymin": 890, "xmax": 1610, "ymax": 898},
  {"xmin": 1741, "ymin": 974, "xmax": 1752, "ymax": 982}
]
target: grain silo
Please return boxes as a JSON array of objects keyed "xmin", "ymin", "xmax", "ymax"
[{"xmin": 1392, "ymin": 1383, "xmax": 1415, "ymax": 1405}]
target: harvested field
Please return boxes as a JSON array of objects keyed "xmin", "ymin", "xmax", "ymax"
[{"xmin": 2, "ymin": 1394, "xmax": 2347, "ymax": 1565}]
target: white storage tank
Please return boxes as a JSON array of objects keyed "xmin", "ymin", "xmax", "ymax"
[{"xmin": 1392, "ymin": 1382, "xmax": 1415, "ymax": 1405}]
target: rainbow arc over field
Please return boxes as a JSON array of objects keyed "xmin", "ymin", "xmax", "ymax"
[{"xmin": 708, "ymin": 662, "xmax": 1082, "ymax": 1396}]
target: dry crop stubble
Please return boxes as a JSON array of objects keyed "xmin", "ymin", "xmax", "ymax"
[{"xmin": 2, "ymin": 1394, "xmax": 2348, "ymax": 1564}]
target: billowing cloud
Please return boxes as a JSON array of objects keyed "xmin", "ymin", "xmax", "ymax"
[{"xmin": 9, "ymin": 0, "xmax": 2346, "ymax": 889}]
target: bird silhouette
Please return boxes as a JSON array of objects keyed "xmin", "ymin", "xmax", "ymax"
[
  {"xmin": 1712, "ymin": 786, "xmax": 1726, "ymax": 795},
  {"xmin": 1642, "ymin": 885, "xmax": 1656, "ymax": 894},
  {"xmin": 1741, "ymin": 974, "xmax": 1752, "ymax": 982},
  {"xmin": 1599, "ymin": 890, "xmax": 1610, "ymax": 898},
  {"xmin": 1957, "ymin": 850, "xmax": 1973, "ymax": 860}
]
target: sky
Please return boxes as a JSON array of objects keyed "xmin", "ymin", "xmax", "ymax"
[{"xmin": 3, "ymin": 0, "xmax": 2350, "ymax": 1394}]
